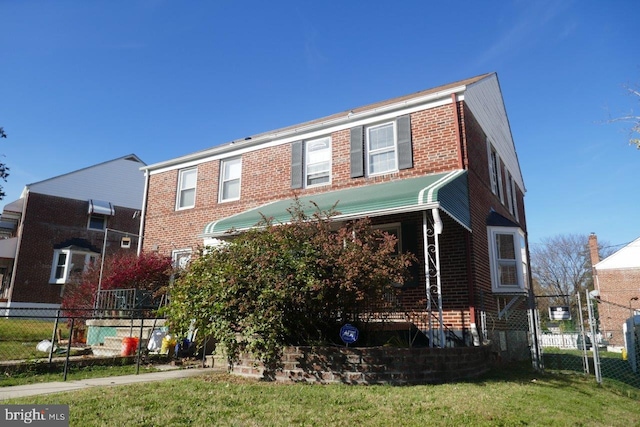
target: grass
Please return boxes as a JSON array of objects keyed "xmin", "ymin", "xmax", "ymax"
[
  {"xmin": 5, "ymin": 363, "xmax": 640, "ymax": 426},
  {"xmin": 0, "ymin": 318, "xmax": 70, "ymax": 361}
]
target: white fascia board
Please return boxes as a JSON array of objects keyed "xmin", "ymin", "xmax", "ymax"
[{"xmin": 146, "ymin": 88, "xmax": 466, "ymax": 176}]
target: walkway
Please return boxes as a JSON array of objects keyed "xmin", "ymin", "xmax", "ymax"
[{"xmin": 0, "ymin": 366, "xmax": 212, "ymax": 401}]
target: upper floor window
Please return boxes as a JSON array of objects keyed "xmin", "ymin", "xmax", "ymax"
[
  {"xmin": 349, "ymin": 115, "xmax": 412, "ymax": 179},
  {"xmin": 50, "ymin": 249, "xmax": 98, "ymax": 285},
  {"xmin": 87, "ymin": 199, "xmax": 114, "ymax": 230},
  {"xmin": 88, "ymin": 214, "xmax": 107, "ymax": 230},
  {"xmin": 305, "ymin": 137, "xmax": 331, "ymax": 187},
  {"xmin": 487, "ymin": 226, "xmax": 528, "ymax": 293},
  {"xmin": 220, "ymin": 157, "xmax": 241, "ymax": 202},
  {"xmin": 176, "ymin": 168, "xmax": 197, "ymax": 210},
  {"xmin": 367, "ymin": 122, "xmax": 397, "ymax": 176},
  {"xmin": 504, "ymin": 170, "xmax": 514, "ymax": 215},
  {"xmin": 487, "ymin": 143, "xmax": 503, "ymax": 201}
]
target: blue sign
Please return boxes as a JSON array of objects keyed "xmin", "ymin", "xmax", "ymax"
[{"xmin": 340, "ymin": 324, "xmax": 359, "ymax": 345}]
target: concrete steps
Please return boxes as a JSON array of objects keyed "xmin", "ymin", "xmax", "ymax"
[{"xmin": 86, "ymin": 318, "xmax": 166, "ymax": 357}]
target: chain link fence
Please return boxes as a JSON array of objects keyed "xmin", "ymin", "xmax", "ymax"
[
  {"xmin": 533, "ymin": 291, "xmax": 640, "ymax": 396},
  {"xmin": 0, "ymin": 307, "xmax": 209, "ymax": 382}
]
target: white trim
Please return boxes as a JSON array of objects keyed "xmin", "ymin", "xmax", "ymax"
[
  {"xmin": 304, "ymin": 136, "xmax": 332, "ymax": 188},
  {"xmin": 176, "ymin": 167, "xmax": 197, "ymax": 210},
  {"xmin": 172, "ymin": 248, "xmax": 193, "ymax": 269},
  {"xmin": 366, "ymin": 121, "xmax": 398, "ymax": 177},
  {"xmin": 487, "ymin": 226, "xmax": 528, "ymax": 294},
  {"xmin": 49, "ymin": 248, "xmax": 98, "ymax": 285},
  {"xmin": 219, "ymin": 157, "xmax": 242, "ymax": 203}
]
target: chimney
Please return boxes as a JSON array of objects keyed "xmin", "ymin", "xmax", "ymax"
[{"xmin": 588, "ymin": 233, "xmax": 600, "ymax": 268}]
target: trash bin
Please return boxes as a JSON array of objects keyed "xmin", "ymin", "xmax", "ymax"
[{"xmin": 121, "ymin": 337, "xmax": 139, "ymax": 356}]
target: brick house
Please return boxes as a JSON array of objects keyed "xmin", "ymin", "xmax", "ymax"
[
  {"xmin": 140, "ymin": 73, "xmax": 531, "ymax": 358},
  {"xmin": 590, "ymin": 233, "xmax": 640, "ymax": 349},
  {"xmin": 0, "ymin": 155, "xmax": 146, "ymax": 313}
]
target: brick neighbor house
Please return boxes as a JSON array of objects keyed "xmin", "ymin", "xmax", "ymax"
[
  {"xmin": 0, "ymin": 155, "xmax": 146, "ymax": 314},
  {"xmin": 140, "ymin": 73, "xmax": 531, "ymax": 359},
  {"xmin": 590, "ymin": 233, "xmax": 640, "ymax": 350}
]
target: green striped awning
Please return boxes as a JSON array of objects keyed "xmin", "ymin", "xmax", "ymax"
[{"xmin": 202, "ymin": 170, "xmax": 469, "ymax": 237}]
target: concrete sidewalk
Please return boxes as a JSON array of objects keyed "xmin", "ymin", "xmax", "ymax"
[{"xmin": 0, "ymin": 367, "xmax": 212, "ymax": 401}]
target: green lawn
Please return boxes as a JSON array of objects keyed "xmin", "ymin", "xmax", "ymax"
[
  {"xmin": 0, "ymin": 318, "xmax": 69, "ymax": 361},
  {"xmin": 5, "ymin": 364, "xmax": 640, "ymax": 426}
]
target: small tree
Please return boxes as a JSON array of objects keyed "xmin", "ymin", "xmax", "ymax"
[
  {"xmin": 608, "ymin": 85, "xmax": 640, "ymax": 149},
  {"xmin": 166, "ymin": 201, "xmax": 415, "ymax": 373},
  {"xmin": 0, "ymin": 127, "xmax": 10, "ymax": 200},
  {"xmin": 61, "ymin": 251, "xmax": 174, "ymax": 315}
]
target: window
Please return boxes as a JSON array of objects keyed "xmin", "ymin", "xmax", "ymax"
[
  {"xmin": 50, "ymin": 249, "xmax": 98, "ymax": 284},
  {"xmin": 374, "ymin": 223, "xmax": 402, "ymax": 256},
  {"xmin": 305, "ymin": 137, "xmax": 331, "ymax": 186},
  {"xmin": 487, "ymin": 142, "xmax": 502, "ymax": 200},
  {"xmin": 487, "ymin": 227, "xmax": 528, "ymax": 293},
  {"xmin": 177, "ymin": 168, "xmax": 197, "ymax": 210},
  {"xmin": 87, "ymin": 199, "xmax": 114, "ymax": 230},
  {"xmin": 367, "ymin": 122, "xmax": 397, "ymax": 176},
  {"xmin": 220, "ymin": 157, "xmax": 241, "ymax": 202},
  {"xmin": 172, "ymin": 249, "xmax": 192, "ymax": 269},
  {"xmin": 88, "ymin": 214, "xmax": 107, "ymax": 230},
  {"xmin": 505, "ymin": 169, "xmax": 514, "ymax": 216}
]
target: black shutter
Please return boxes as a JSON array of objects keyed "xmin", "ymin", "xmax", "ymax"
[
  {"xmin": 350, "ymin": 126, "xmax": 364, "ymax": 178},
  {"xmin": 291, "ymin": 140, "xmax": 303, "ymax": 189},
  {"xmin": 397, "ymin": 114, "xmax": 413, "ymax": 170}
]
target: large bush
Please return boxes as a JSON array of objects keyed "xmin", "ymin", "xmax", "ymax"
[{"xmin": 166, "ymin": 201, "xmax": 415, "ymax": 372}]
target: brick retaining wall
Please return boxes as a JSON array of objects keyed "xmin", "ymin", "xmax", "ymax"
[{"xmin": 230, "ymin": 345, "xmax": 493, "ymax": 384}]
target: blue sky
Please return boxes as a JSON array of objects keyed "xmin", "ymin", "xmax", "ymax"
[{"xmin": 1, "ymin": 1, "xmax": 638, "ymax": 249}]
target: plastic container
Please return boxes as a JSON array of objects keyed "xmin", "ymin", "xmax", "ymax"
[
  {"xmin": 121, "ymin": 337, "xmax": 139, "ymax": 356},
  {"xmin": 161, "ymin": 335, "xmax": 177, "ymax": 356}
]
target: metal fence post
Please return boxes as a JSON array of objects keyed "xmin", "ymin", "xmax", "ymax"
[
  {"xmin": 48, "ymin": 310, "xmax": 61, "ymax": 364},
  {"xmin": 586, "ymin": 290, "xmax": 602, "ymax": 384},
  {"xmin": 136, "ymin": 316, "xmax": 144, "ymax": 374},
  {"xmin": 63, "ymin": 317, "xmax": 75, "ymax": 381}
]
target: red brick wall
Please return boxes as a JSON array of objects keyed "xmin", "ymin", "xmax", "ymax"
[
  {"xmin": 228, "ymin": 345, "xmax": 493, "ymax": 384},
  {"xmin": 142, "ymin": 104, "xmax": 463, "ymax": 254},
  {"xmin": 10, "ymin": 193, "xmax": 140, "ymax": 304},
  {"xmin": 596, "ymin": 268, "xmax": 640, "ymax": 347},
  {"xmin": 460, "ymin": 103, "xmax": 528, "ymax": 326}
]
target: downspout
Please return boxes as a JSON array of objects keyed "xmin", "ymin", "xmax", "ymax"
[
  {"xmin": 6, "ymin": 190, "xmax": 29, "ymax": 307},
  {"xmin": 451, "ymin": 94, "xmax": 464, "ymax": 169},
  {"xmin": 137, "ymin": 169, "xmax": 150, "ymax": 256}
]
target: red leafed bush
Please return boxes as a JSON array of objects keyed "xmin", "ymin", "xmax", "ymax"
[{"xmin": 61, "ymin": 251, "xmax": 174, "ymax": 316}]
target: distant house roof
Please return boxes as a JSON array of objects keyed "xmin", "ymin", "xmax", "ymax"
[
  {"xmin": 16, "ymin": 154, "xmax": 146, "ymax": 210},
  {"xmin": 595, "ymin": 237, "xmax": 640, "ymax": 270}
]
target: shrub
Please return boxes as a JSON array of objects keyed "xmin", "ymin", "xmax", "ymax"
[{"xmin": 166, "ymin": 200, "xmax": 415, "ymax": 374}]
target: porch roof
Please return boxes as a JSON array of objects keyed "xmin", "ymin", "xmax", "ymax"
[{"xmin": 202, "ymin": 170, "xmax": 470, "ymax": 238}]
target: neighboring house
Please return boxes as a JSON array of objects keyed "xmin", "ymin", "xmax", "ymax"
[
  {"xmin": 0, "ymin": 155, "xmax": 146, "ymax": 313},
  {"xmin": 590, "ymin": 233, "xmax": 640, "ymax": 349},
  {"xmin": 140, "ymin": 73, "xmax": 530, "ymax": 358}
]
